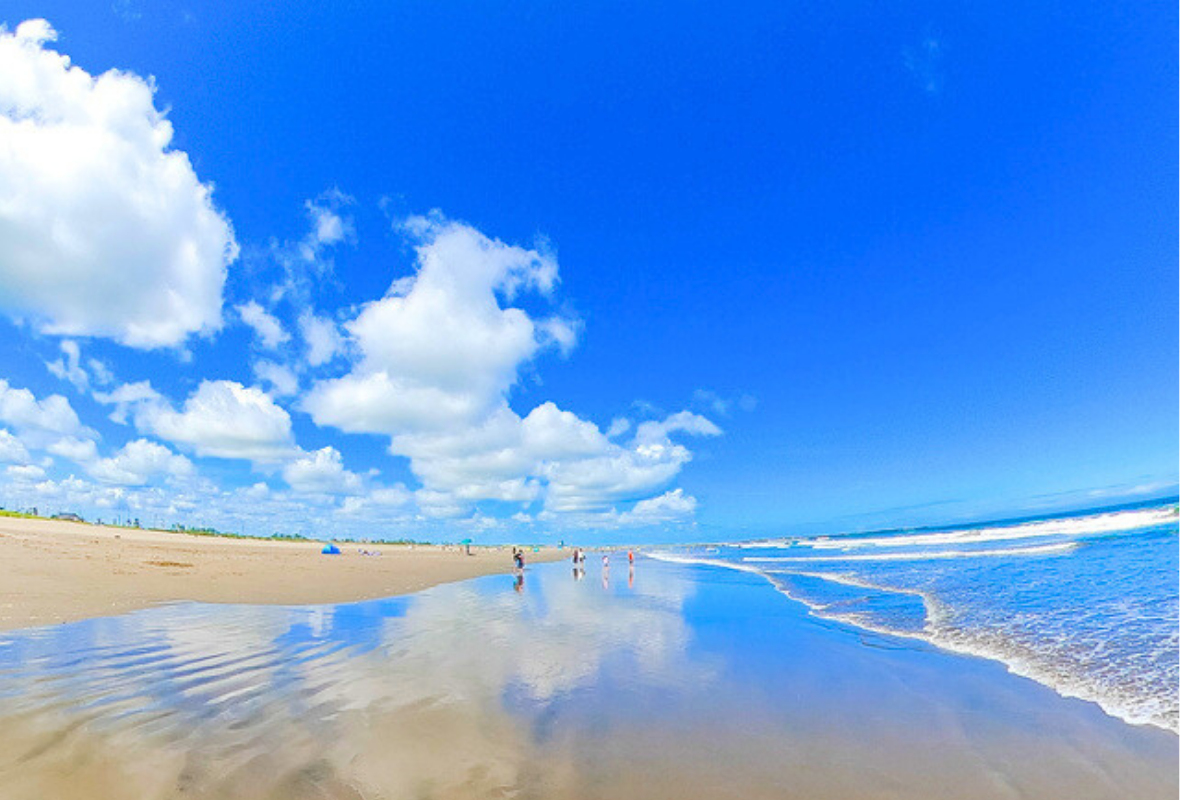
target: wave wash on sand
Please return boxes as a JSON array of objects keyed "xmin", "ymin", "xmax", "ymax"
[{"xmin": 650, "ymin": 501, "xmax": 1180, "ymax": 734}]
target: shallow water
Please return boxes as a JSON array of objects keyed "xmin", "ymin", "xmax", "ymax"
[
  {"xmin": 657, "ymin": 501, "xmax": 1180, "ymax": 733},
  {"xmin": 0, "ymin": 558, "xmax": 1175, "ymax": 799}
]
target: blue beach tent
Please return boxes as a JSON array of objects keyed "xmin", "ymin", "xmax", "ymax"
[{"xmin": 321, "ymin": 543, "xmax": 341, "ymax": 555}]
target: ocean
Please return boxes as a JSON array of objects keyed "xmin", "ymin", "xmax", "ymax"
[{"xmin": 652, "ymin": 499, "xmax": 1180, "ymax": 733}]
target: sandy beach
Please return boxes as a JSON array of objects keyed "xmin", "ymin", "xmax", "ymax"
[
  {"xmin": 0, "ymin": 557, "xmax": 1173, "ymax": 800},
  {"xmin": 0, "ymin": 515, "xmax": 566, "ymax": 631}
]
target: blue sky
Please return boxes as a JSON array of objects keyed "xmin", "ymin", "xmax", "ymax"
[{"xmin": 0, "ymin": 1, "xmax": 1175, "ymax": 543}]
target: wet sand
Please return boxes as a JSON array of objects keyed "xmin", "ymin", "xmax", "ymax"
[
  {"xmin": 0, "ymin": 559, "xmax": 1173, "ymax": 799},
  {"xmin": 0, "ymin": 515, "xmax": 566, "ymax": 630}
]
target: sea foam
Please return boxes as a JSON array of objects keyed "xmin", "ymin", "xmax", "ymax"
[{"xmin": 648, "ymin": 505, "xmax": 1179, "ymax": 733}]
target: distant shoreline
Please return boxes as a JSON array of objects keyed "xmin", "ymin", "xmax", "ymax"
[
  {"xmin": 0, "ymin": 515, "xmax": 567, "ymax": 632},
  {"xmin": 0, "ymin": 508, "xmax": 423, "ymax": 546}
]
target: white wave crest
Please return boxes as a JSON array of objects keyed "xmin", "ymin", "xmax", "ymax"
[
  {"xmin": 800, "ymin": 507, "xmax": 1176, "ymax": 551},
  {"xmin": 745, "ymin": 542, "xmax": 1078, "ymax": 563},
  {"xmin": 645, "ymin": 552, "xmax": 769, "ymax": 575}
]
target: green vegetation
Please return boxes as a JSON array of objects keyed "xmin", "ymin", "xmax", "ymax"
[
  {"xmin": 0, "ymin": 509, "xmax": 43, "ymax": 520},
  {"xmin": 0, "ymin": 507, "xmax": 471, "ymax": 547}
]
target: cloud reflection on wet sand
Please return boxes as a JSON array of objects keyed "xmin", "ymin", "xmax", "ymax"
[
  {"xmin": 0, "ymin": 561, "xmax": 1175, "ymax": 800},
  {"xmin": 0, "ymin": 564, "xmax": 705, "ymax": 798}
]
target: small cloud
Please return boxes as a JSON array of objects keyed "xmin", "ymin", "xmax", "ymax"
[
  {"xmin": 7, "ymin": 463, "xmax": 46, "ymax": 482},
  {"xmin": 631, "ymin": 399, "xmax": 663, "ymax": 418},
  {"xmin": 299, "ymin": 311, "xmax": 344, "ymax": 367},
  {"xmin": 299, "ymin": 192, "xmax": 355, "ymax": 262},
  {"xmin": 47, "ymin": 341, "xmax": 116, "ymax": 393},
  {"xmin": 112, "ymin": 0, "xmax": 142, "ymax": 22},
  {"xmin": 904, "ymin": 34, "xmax": 944, "ymax": 95},
  {"xmin": 237, "ymin": 301, "xmax": 290, "ymax": 351},
  {"xmin": 87, "ymin": 358, "xmax": 114, "ymax": 386},
  {"xmin": 606, "ymin": 417, "xmax": 631, "ymax": 438},
  {"xmin": 253, "ymin": 360, "xmax": 299, "ymax": 398},
  {"xmin": 46, "ymin": 340, "xmax": 89, "ymax": 391},
  {"xmin": 693, "ymin": 389, "xmax": 757, "ymax": 417}
]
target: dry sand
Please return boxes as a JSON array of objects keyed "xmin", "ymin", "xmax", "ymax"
[{"xmin": 0, "ymin": 515, "xmax": 566, "ymax": 631}]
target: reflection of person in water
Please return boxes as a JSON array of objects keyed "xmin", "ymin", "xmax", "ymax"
[
  {"xmin": 514, "ymin": 572, "xmax": 524, "ymax": 593},
  {"xmin": 572, "ymin": 566, "xmax": 584, "ymax": 581},
  {"xmin": 628, "ymin": 564, "xmax": 635, "ymax": 589}
]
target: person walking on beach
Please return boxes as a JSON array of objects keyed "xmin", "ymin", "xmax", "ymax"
[{"xmin": 627, "ymin": 550, "xmax": 634, "ymax": 565}]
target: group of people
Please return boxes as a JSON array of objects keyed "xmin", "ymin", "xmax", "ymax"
[
  {"xmin": 568, "ymin": 548, "xmax": 637, "ymax": 584},
  {"xmin": 569, "ymin": 548, "xmax": 636, "ymax": 567},
  {"xmin": 512, "ymin": 546, "xmax": 637, "ymax": 589}
]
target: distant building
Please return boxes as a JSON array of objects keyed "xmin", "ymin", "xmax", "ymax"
[{"xmin": 52, "ymin": 512, "xmax": 85, "ymax": 523}]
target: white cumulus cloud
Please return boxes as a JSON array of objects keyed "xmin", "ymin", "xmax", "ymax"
[
  {"xmin": 339, "ymin": 485, "xmax": 412, "ymax": 516},
  {"xmin": 0, "ymin": 19, "xmax": 238, "ymax": 348},
  {"xmin": 101, "ymin": 379, "xmax": 297, "ymax": 464},
  {"xmin": 282, "ymin": 446, "xmax": 363, "ymax": 495},
  {"xmin": 47, "ymin": 435, "xmax": 98, "ymax": 463},
  {"xmin": 0, "ymin": 378, "xmax": 92, "ymax": 443},
  {"xmin": 0, "ymin": 429, "xmax": 30, "ymax": 463},
  {"xmin": 300, "ymin": 213, "xmax": 717, "ymax": 526},
  {"xmin": 88, "ymin": 438, "xmax": 193, "ymax": 486},
  {"xmin": 6, "ymin": 463, "xmax": 45, "ymax": 482},
  {"xmin": 303, "ymin": 214, "xmax": 568, "ymax": 435},
  {"xmin": 620, "ymin": 488, "xmax": 697, "ymax": 525}
]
